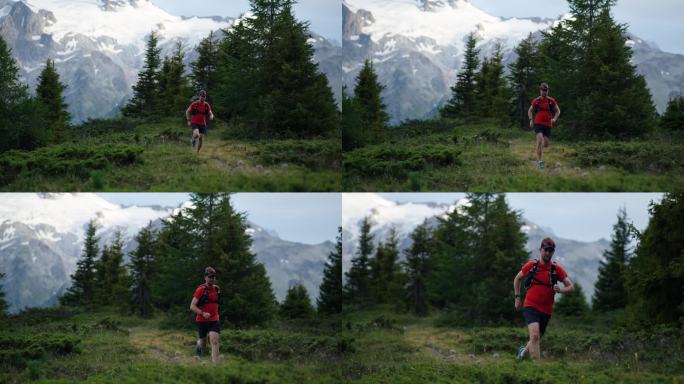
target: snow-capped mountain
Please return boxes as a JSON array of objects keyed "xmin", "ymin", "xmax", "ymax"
[
  {"xmin": 0, "ymin": 0, "xmax": 341, "ymax": 122},
  {"xmin": 0, "ymin": 194, "xmax": 334, "ymax": 313},
  {"xmin": 342, "ymin": 194, "xmax": 610, "ymax": 303},
  {"xmin": 343, "ymin": 0, "xmax": 684, "ymax": 123}
]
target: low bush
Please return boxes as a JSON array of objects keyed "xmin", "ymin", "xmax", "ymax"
[
  {"xmin": 574, "ymin": 142, "xmax": 684, "ymax": 172},
  {"xmin": 256, "ymin": 140, "xmax": 341, "ymax": 170},
  {"xmin": 344, "ymin": 144, "xmax": 462, "ymax": 179}
]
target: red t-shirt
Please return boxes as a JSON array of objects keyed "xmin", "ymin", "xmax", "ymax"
[
  {"xmin": 521, "ymin": 259, "xmax": 568, "ymax": 315},
  {"xmin": 193, "ymin": 284, "xmax": 220, "ymax": 322},
  {"xmin": 531, "ymin": 96, "xmax": 558, "ymax": 127},
  {"xmin": 189, "ymin": 101, "xmax": 212, "ymax": 126}
]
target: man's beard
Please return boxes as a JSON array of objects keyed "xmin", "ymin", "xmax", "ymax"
[{"xmin": 542, "ymin": 254, "xmax": 552, "ymax": 263}]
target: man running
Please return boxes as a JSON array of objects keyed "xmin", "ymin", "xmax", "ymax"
[
  {"xmin": 528, "ymin": 83, "xmax": 560, "ymax": 169},
  {"xmin": 185, "ymin": 90, "xmax": 214, "ymax": 153},
  {"xmin": 513, "ymin": 238, "xmax": 574, "ymax": 361},
  {"xmin": 190, "ymin": 266, "xmax": 221, "ymax": 362}
]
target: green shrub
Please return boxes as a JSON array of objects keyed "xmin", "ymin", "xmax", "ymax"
[
  {"xmin": 0, "ymin": 143, "xmax": 143, "ymax": 185},
  {"xmin": 574, "ymin": 142, "xmax": 684, "ymax": 172},
  {"xmin": 257, "ymin": 140, "xmax": 341, "ymax": 170},
  {"xmin": 344, "ymin": 144, "xmax": 462, "ymax": 179}
]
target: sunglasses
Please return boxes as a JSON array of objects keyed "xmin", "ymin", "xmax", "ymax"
[
  {"xmin": 540, "ymin": 88, "xmax": 549, "ymax": 91},
  {"xmin": 206, "ymin": 274, "xmax": 217, "ymax": 278},
  {"xmin": 542, "ymin": 246, "xmax": 555, "ymax": 252}
]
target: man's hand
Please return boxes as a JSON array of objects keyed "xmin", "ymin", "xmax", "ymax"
[
  {"xmin": 553, "ymin": 285, "xmax": 562, "ymax": 294},
  {"xmin": 529, "ymin": 120, "xmax": 533, "ymax": 128},
  {"xmin": 515, "ymin": 297, "xmax": 522, "ymax": 311},
  {"xmin": 202, "ymin": 311, "xmax": 210, "ymax": 319},
  {"xmin": 187, "ymin": 120, "xmax": 191, "ymax": 127}
]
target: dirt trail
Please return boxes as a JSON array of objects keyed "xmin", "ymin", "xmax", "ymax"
[{"xmin": 128, "ymin": 326, "xmax": 227, "ymax": 365}]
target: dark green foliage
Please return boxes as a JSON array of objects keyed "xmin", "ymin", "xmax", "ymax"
[
  {"xmin": 317, "ymin": 228, "xmax": 342, "ymax": 315},
  {"xmin": 351, "ymin": 60, "xmax": 389, "ymax": 144},
  {"xmin": 474, "ymin": 42, "xmax": 510, "ymax": 121},
  {"xmin": 215, "ymin": 0, "xmax": 337, "ymax": 138},
  {"xmin": 441, "ymin": 32, "xmax": 479, "ymax": 118},
  {"xmin": 221, "ymin": 329, "xmax": 342, "ymax": 362},
  {"xmin": 280, "ymin": 284, "xmax": 314, "ymax": 319},
  {"xmin": 190, "ymin": 31, "xmax": 219, "ymax": 94},
  {"xmin": 123, "ymin": 32, "xmax": 162, "ymax": 118},
  {"xmin": 256, "ymin": 139, "xmax": 341, "ymax": 170},
  {"xmin": 157, "ymin": 41, "xmax": 191, "ymax": 117},
  {"xmin": 343, "ymin": 143, "xmax": 462, "ymax": 179},
  {"xmin": 404, "ymin": 220, "xmax": 432, "ymax": 316},
  {"xmin": 36, "ymin": 58, "xmax": 70, "ymax": 143},
  {"xmin": 508, "ymin": 34, "xmax": 539, "ymax": 128},
  {"xmin": 341, "ymin": 86, "xmax": 367, "ymax": 151},
  {"xmin": 0, "ymin": 333, "xmax": 80, "ymax": 368},
  {"xmin": 60, "ymin": 220, "xmax": 99, "ymax": 306},
  {"xmin": 0, "ymin": 272, "xmax": 7, "ymax": 317},
  {"xmin": 129, "ymin": 223, "xmax": 157, "ymax": 318},
  {"xmin": 344, "ymin": 217, "xmax": 374, "ymax": 305},
  {"xmin": 556, "ymin": 283, "xmax": 590, "ymax": 316},
  {"xmin": 153, "ymin": 193, "xmax": 276, "ymax": 328},
  {"xmin": 660, "ymin": 96, "xmax": 684, "ymax": 131},
  {"xmin": 0, "ymin": 143, "xmax": 143, "ymax": 186},
  {"xmin": 537, "ymin": 0, "xmax": 656, "ymax": 138},
  {"xmin": 428, "ymin": 193, "xmax": 529, "ymax": 325},
  {"xmin": 94, "ymin": 231, "xmax": 130, "ymax": 309},
  {"xmin": 369, "ymin": 228, "xmax": 406, "ymax": 306},
  {"xmin": 574, "ymin": 141, "xmax": 684, "ymax": 172},
  {"xmin": 593, "ymin": 207, "xmax": 632, "ymax": 311},
  {"xmin": 626, "ymin": 193, "xmax": 684, "ymax": 326}
]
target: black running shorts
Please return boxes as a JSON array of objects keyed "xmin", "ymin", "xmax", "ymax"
[
  {"xmin": 533, "ymin": 124, "xmax": 551, "ymax": 138},
  {"xmin": 523, "ymin": 306, "xmax": 551, "ymax": 336},
  {"xmin": 191, "ymin": 123, "xmax": 207, "ymax": 135},
  {"xmin": 196, "ymin": 320, "xmax": 220, "ymax": 338}
]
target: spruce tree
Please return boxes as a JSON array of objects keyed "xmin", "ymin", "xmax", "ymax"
[
  {"xmin": 317, "ymin": 228, "xmax": 343, "ymax": 315},
  {"xmin": 95, "ymin": 231, "xmax": 129, "ymax": 308},
  {"xmin": 36, "ymin": 58, "xmax": 70, "ymax": 143},
  {"xmin": 369, "ymin": 228, "xmax": 405, "ymax": 305},
  {"xmin": 508, "ymin": 34, "xmax": 539, "ymax": 128},
  {"xmin": 0, "ymin": 271, "xmax": 8, "ymax": 317},
  {"xmin": 190, "ymin": 31, "xmax": 219, "ymax": 94},
  {"xmin": 0, "ymin": 35, "xmax": 47, "ymax": 152},
  {"xmin": 123, "ymin": 31, "xmax": 162, "ymax": 118},
  {"xmin": 341, "ymin": 85, "xmax": 366, "ymax": 151},
  {"xmin": 626, "ymin": 193, "xmax": 684, "ymax": 326},
  {"xmin": 555, "ymin": 283, "xmax": 590, "ymax": 316},
  {"xmin": 344, "ymin": 217, "xmax": 374, "ymax": 305},
  {"xmin": 441, "ymin": 32, "xmax": 479, "ymax": 118},
  {"xmin": 206, "ymin": 194, "xmax": 277, "ymax": 327},
  {"xmin": 660, "ymin": 96, "xmax": 684, "ymax": 131},
  {"xmin": 353, "ymin": 60, "xmax": 388, "ymax": 144},
  {"xmin": 404, "ymin": 220, "xmax": 432, "ymax": 316},
  {"xmin": 592, "ymin": 207, "xmax": 632, "ymax": 312},
  {"xmin": 474, "ymin": 42, "xmax": 509, "ymax": 120},
  {"xmin": 61, "ymin": 220, "xmax": 99, "ymax": 307},
  {"xmin": 129, "ymin": 223, "xmax": 157, "ymax": 318},
  {"xmin": 280, "ymin": 283, "xmax": 314, "ymax": 319},
  {"xmin": 158, "ymin": 41, "xmax": 191, "ymax": 117}
]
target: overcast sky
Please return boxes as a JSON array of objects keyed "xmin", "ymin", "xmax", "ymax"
[
  {"xmin": 471, "ymin": 0, "xmax": 684, "ymax": 54},
  {"xmin": 378, "ymin": 193, "xmax": 663, "ymax": 242},
  {"xmin": 98, "ymin": 193, "xmax": 340, "ymax": 245},
  {"xmin": 153, "ymin": 0, "xmax": 340, "ymax": 42}
]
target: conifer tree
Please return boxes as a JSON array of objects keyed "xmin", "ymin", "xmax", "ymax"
[
  {"xmin": 123, "ymin": 31, "xmax": 162, "ymax": 117},
  {"xmin": 441, "ymin": 32, "xmax": 479, "ymax": 118},
  {"xmin": 369, "ymin": 228, "xmax": 405, "ymax": 305},
  {"xmin": 474, "ymin": 42, "xmax": 509, "ymax": 120},
  {"xmin": 341, "ymin": 85, "xmax": 366, "ymax": 151},
  {"xmin": 205, "ymin": 194, "xmax": 276, "ymax": 327},
  {"xmin": 0, "ymin": 35, "xmax": 47, "ymax": 152},
  {"xmin": 353, "ymin": 59, "xmax": 388, "ymax": 144},
  {"xmin": 36, "ymin": 58, "xmax": 70, "ymax": 143},
  {"xmin": 344, "ymin": 217, "xmax": 374, "ymax": 304},
  {"xmin": 404, "ymin": 220, "xmax": 432, "ymax": 316},
  {"xmin": 281, "ymin": 283, "xmax": 314, "ymax": 319},
  {"xmin": 158, "ymin": 41, "xmax": 191, "ymax": 116},
  {"xmin": 508, "ymin": 34, "xmax": 539, "ymax": 128},
  {"xmin": 0, "ymin": 271, "xmax": 8, "ymax": 317},
  {"xmin": 660, "ymin": 96, "xmax": 684, "ymax": 131},
  {"xmin": 190, "ymin": 31, "xmax": 219, "ymax": 94},
  {"xmin": 95, "ymin": 231, "xmax": 130, "ymax": 308},
  {"xmin": 129, "ymin": 223, "xmax": 157, "ymax": 318},
  {"xmin": 317, "ymin": 228, "xmax": 343, "ymax": 315},
  {"xmin": 555, "ymin": 283, "xmax": 590, "ymax": 316},
  {"xmin": 592, "ymin": 207, "xmax": 632, "ymax": 312},
  {"xmin": 626, "ymin": 193, "xmax": 684, "ymax": 326},
  {"xmin": 61, "ymin": 220, "xmax": 99, "ymax": 306}
]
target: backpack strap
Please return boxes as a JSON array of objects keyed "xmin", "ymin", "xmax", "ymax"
[{"xmin": 550, "ymin": 261, "xmax": 558, "ymax": 286}]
